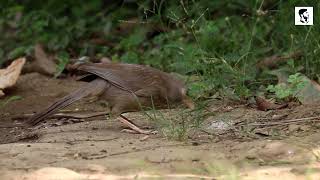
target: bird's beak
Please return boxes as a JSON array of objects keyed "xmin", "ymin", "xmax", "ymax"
[{"xmin": 182, "ymin": 95, "xmax": 195, "ymax": 110}]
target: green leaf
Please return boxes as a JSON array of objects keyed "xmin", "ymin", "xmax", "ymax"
[
  {"xmin": 8, "ymin": 47, "xmax": 28, "ymax": 59},
  {"xmin": 54, "ymin": 51, "xmax": 69, "ymax": 78},
  {"xmin": 0, "ymin": 96, "xmax": 23, "ymax": 108},
  {"xmin": 121, "ymin": 51, "xmax": 139, "ymax": 64}
]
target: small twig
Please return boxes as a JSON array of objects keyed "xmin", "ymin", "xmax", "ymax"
[
  {"xmin": 180, "ymin": 0, "xmax": 189, "ymax": 16},
  {"xmin": 118, "ymin": 20, "xmax": 149, "ymax": 24},
  {"xmin": 145, "ymin": 157, "xmax": 183, "ymax": 164},
  {"xmin": 31, "ymin": 137, "xmax": 119, "ymax": 144},
  {"xmin": 257, "ymin": 50, "xmax": 303, "ymax": 69},
  {"xmin": 247, "ymin": 116, "xmax": 320, "ymax": 126}
]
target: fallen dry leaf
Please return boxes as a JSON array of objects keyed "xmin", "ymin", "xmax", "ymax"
[
  {"xmin": 0, "ymin": 57, "xmax": 26, "ymax": 97},
  {"xmin": 255, "ymin": 96, "xmax": 288, "ymax": 111}
]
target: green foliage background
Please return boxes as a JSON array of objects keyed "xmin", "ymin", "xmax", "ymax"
[{"xmin": 0, "ymin": 0, "xmax": 319, "ymax": 99}]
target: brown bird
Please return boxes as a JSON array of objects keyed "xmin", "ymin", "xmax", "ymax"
[{"xmin": 25, "ymin": 62, "xmax": 195, "ymax": 134}]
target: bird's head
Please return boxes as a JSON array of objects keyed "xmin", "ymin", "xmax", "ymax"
[{"xmin": 180, "ymin": 88, "xmax": 195, "ymax": 110}]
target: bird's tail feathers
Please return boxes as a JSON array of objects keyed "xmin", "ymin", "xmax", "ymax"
[{"xmin": 25, "ymin": 79, "xmax": 108, "ymax": 126}]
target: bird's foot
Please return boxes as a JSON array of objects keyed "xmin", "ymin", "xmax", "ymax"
[{"xmin": 118, "ymin": 114, "xmax": 157, "ymax": 134}]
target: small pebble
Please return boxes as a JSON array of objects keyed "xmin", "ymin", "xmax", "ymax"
[{"xmin": 100, "ymin": 149, "xmax": 107, "ymax": 153}]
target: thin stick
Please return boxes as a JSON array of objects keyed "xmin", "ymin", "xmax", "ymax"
[{"xmin": 247, "ymin": 116, "xmax": 320, "ymax": 126}]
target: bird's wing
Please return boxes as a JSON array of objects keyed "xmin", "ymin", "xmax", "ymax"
[
  {"xmin": 134, "ymin": 86, "xmax": 163, "ymax": 97},
  {"xmin": 77, "ymin": 64, "xmax": 135, "ymax": 94}
]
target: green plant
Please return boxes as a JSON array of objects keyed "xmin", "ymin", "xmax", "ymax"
[
  {"xmin": 267, "ymin": 73, "xmax": 307, "ymax": 100},
  {"xmin": 54, "ymin": 51, "xmax": 69, "ymax": 77},
  {"xmin": 150, "ymin": 109, "xmax": 204, "ymax": 141},
  {"xmin": 141, "ymin": 101, "xmax": 205, "ymax": 141}
]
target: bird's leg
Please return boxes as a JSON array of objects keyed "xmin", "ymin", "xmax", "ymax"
[{"xmin": 118, "ymin": 115, "xmax": 156, "ymax": 135}]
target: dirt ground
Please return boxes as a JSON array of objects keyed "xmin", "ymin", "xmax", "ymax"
[{"xmin": 1, "ymin": 73, "xmax": 320, "ymax": 180}]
